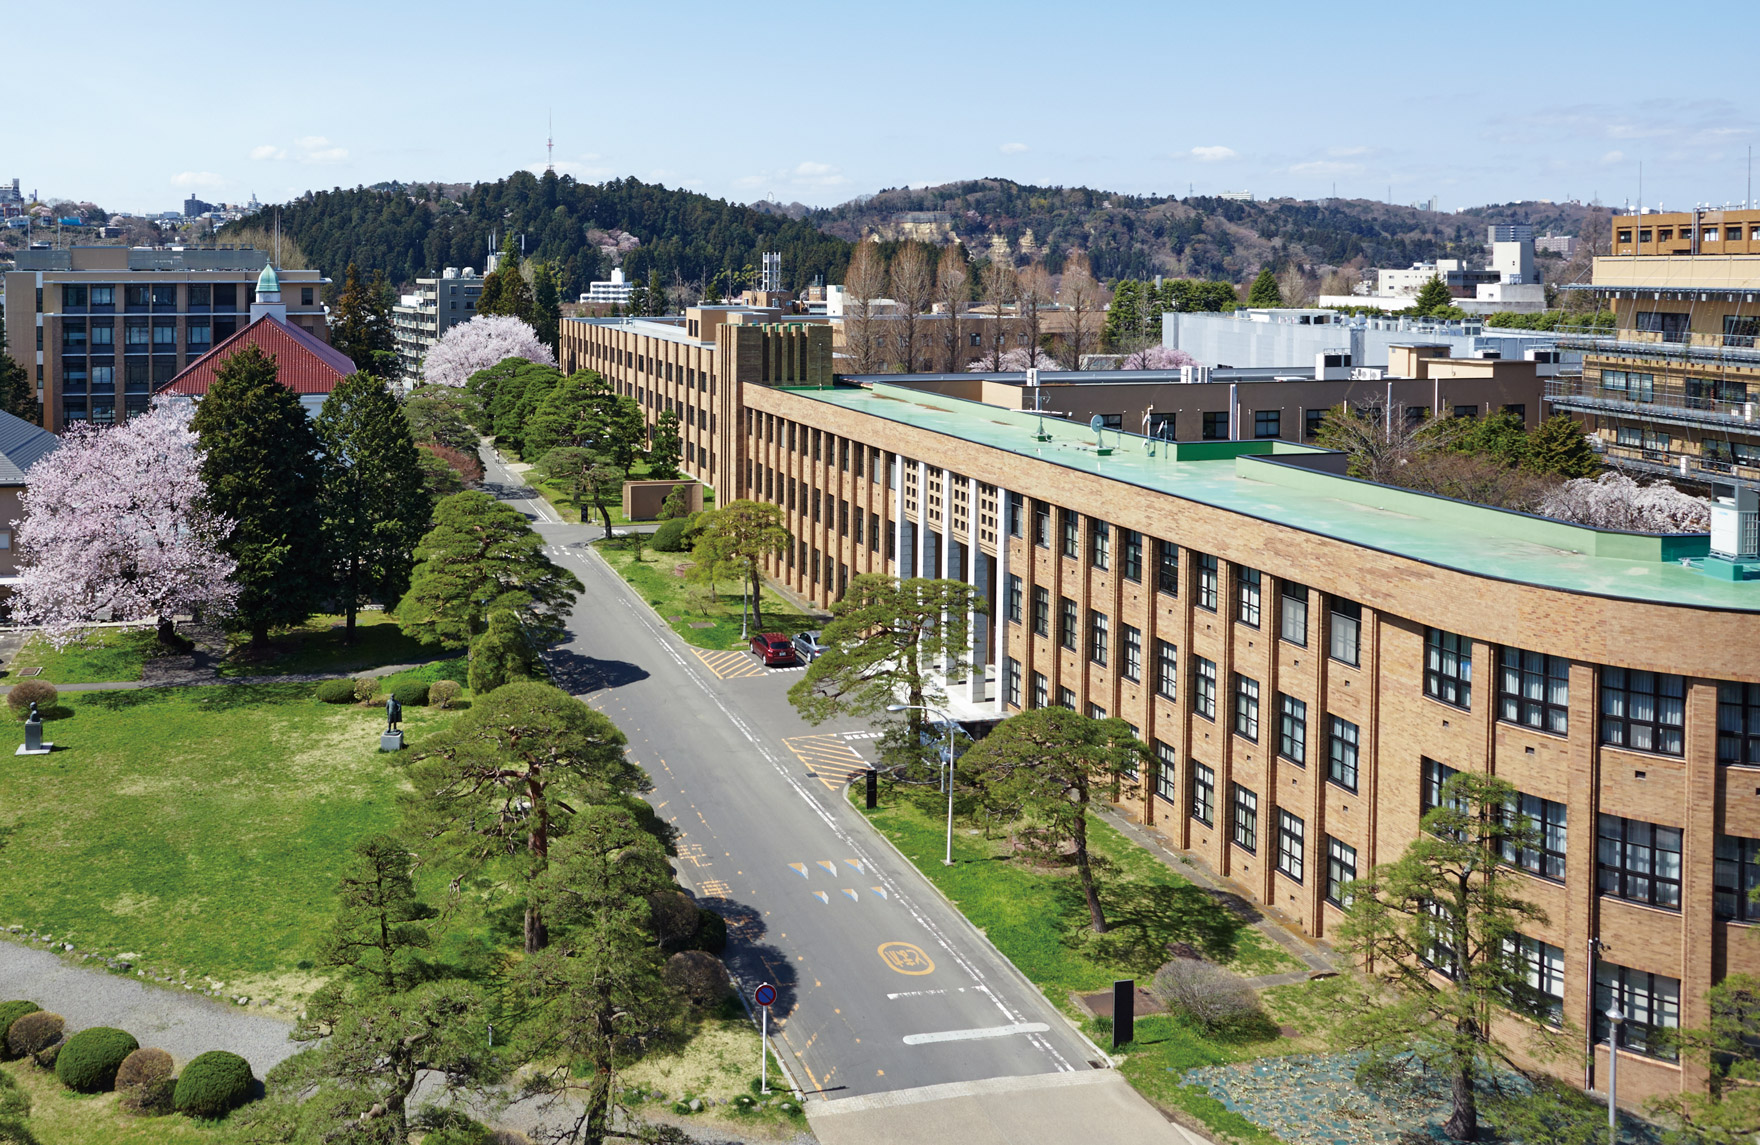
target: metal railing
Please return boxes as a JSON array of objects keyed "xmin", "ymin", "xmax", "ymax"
[
  {"xmin": 1553, "ymin": 326, "xmax": 1760, "ymax": 364},
  {"xmin": 1546, "ymin": 377, "xmax": 1760, "ymax": 426}
]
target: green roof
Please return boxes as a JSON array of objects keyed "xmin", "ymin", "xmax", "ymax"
[
  {"xmin": 783, "ymin": 382, "xmax": 1756, "ymax": 612},
  {"xmin": 255, "ymin": 263, "xmax": 279, "ymax": 296}
]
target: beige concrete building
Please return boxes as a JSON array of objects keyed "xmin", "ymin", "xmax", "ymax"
[
  {"xmin": 393, "ymin": 267, "xmax": 485, "ymax": 384},
  {"xmin": 2, "ymin": 246, "xmax": 327, "ymax": 431}
]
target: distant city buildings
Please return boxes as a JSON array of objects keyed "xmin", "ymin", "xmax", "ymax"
[
  {"xmin": 1535, "ymin": 234, "xmax": 1579, "ymax": 258},
  {"xmin": 1164, "ymin": 307, "xmax": 1570, "ymax": 372},
  {"xmin": 1321, "ymin": 226, "xmax": 1547, "ymax": 315},
  {"xmin": 579, "ymin": 267, "xmax": 635, "ymax": 306},
  {"xmin": 392, "ymin": 267, "xmax": 485, "ymax": 383}
]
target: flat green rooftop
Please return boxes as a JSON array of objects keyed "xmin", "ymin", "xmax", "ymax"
[{"xmin": 783, "ymin": 382, "xmax": 1759, "ymax": 612}]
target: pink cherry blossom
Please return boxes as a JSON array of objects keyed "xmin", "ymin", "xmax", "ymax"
[{"xmin": 422, "ymin": 315, "xmax": 556, "ymax": 388}]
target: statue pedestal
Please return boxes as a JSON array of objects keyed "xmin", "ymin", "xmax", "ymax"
[
  {"xmin": 14, "ymin": 742, "xmax": 51, "ymax": 756},
  {"xmin": 17, "ymin": 717, "xmax": 50, "ymax": 755},
  {"xmin": 380, "ymin": 730, "xmax": 404, "ymax": 752}
]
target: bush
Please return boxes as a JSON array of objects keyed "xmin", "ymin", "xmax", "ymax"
[
  {"xmin": 172, "ymin": 1050, "xmax": 256, "ymax": 1118},
  {"xmin": 115, "ymin": 1047, "xmax": 176, "ymax": 1115},
  {"xmin": 314, "ymin": 678, "xmax": 356, "ymax": 704},
  {"xmin": 1149, "ymin": 958, "xmax": 1262, "ymax": 1032},
  {"xmin": 428, "ymin": 680, "xmax": 462, "ymax": 709},
  {"xmin": 648, "ymin": 891, "xmax": 701, "ymax": 952},
  {"xmin": 651, "ymin": 513, "xmax": 698, "ymax": 552},
  {"xmin": 665, "ymin": 950, "xmax": 732, "ymax": 1010},
  {"xmin": 5, "ymin": 1012, "xmax": 62, "ymax": 1061},
  {"xmin": 352, "ymin": 676, "xmax": 381, "ymax": 703},
  {"xmin": 390, "ymin": 681, "xmax": 430, "ymax": 707},
  {"xmin": 6, "ymin": 681, "xmax": 56, "ymax": 718},
  {"xmin": 694, "ymin": 907, "xmax": 728, "ymax": 954},
  {"xmin": 0, "ymin": 1003, "xmax": 39, "ymax": 1057},
  {"xmin": 55, "ymin": 1026, "xmax": 139, "ymax": 1092}
]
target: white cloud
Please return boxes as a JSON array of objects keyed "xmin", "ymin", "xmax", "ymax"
[
  {"xmin": 999, "ymin": 142, "xmax": 1029, "ymax": 154},
  {"xmin": 171, "ymin": 171, "xmax": 225, "ymax": 189},
  {"xmin": 1190, "ymin": 145, "xmax": 1237, "ymax": 162},
  {"xmin": 1602, "ymin": 149, "xmax": 1626, "ymax": 165},
  {"xmin": 296, "ymin": 136, "xmax": 349, "ymax": 163},
  {"xmin": 249, "ymin": 144, "xmax": 286, "ymax": 161}
]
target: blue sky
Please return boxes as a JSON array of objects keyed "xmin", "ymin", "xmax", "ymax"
[{"xmin": 16, "ymin": 0, "xmax": 1757, "ymax": 216}]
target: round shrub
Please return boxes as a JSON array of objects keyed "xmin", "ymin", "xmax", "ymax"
[
  {"xmin": 651, "ymin": 513, "xmax": 698, "ymax": 552},
  {"xmin": 1149, "ymin": 958, "xmax": 1262, "ymax": 1032},
  {"xmin": 694, "ymin": 907, "xmax": 728, "ymax": 955},
  {"xmin": 351, "ymin": 677, "xmax": 381, "ymax": 703},
  {"xmin": 0, "ymin": 1003, "xmax": 40, "ymax": 1057},
  {"xmin": 6, "ymin": 681, "xmax": 56, "ymax": 718},
  {"xmin": 427, "ymin": 680, "xmax": 462, "ymax": 709},
  {"xmin": 56, "ymin": 1026, "xmax": 139, "ymax": 1092},
  {"xmin": 173, "ymin": 1050, "xmax": 256, "ymax": 1118},
  {"xmin": 5, "ymin": 1011, "xmax": 62, "ymax": 1061},
  {"xmin": 664, "ymin": 950, "xmax": 732, "ymax": 1010},
  {"xmin": 314, "ymin": 679, "xmax": 356, "ymax": 704},
  {"xmin": 390, "ymin": 681, "xmax": 429, "ymax": 708},
  {"xmin": 115, "ymin": 1047, "xmax": 175, "ymax": 1115},
  {"xmin": 647, "ymin": 891, "xmax": 700, "ymax": 952}
]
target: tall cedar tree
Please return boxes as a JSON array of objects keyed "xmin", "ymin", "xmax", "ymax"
[
  {"xmin": 0, "ymin": 316, "xmax": 36, "ymax": 422},
  {"xmin": 1412, "ymin": 273, "xmax": 1456, "ymax": 317},
  {"xmin": 532, "ymin": 261, "xmax": 561, "ymax": 353},
  {"xmin": 403, "ymin": 682, "xmax": 647, "ymax": 953},
  {"xmin": 689, "ymin": 500, "xmax": 790, "ymax": 631},
  {"xmin": 191, "ymin": 344, "xmax": 326, "ymax": 644},
  {"xmin": 1247, "ymin": 267, "xmax": 1283, "ymax": 307},
  {"xmin": 960, "ymin": 708, "xmax": 1146, "ymax": 932},
  {"xmin": 1333, "ymin": 771, "xmax": 1571, "ymax": 1142},
  {"xmin": 309, "ymin": 835, "xmax": 433, "ymax": 1001},
  {"xmin": 364, "ymin": 268, "xmax": 396, "ymax": 376},
  {"xmin": 398, "ymin": 490, "xmax": 581, "ymax": 650},
  {"xmin": 1524, "ymin": 414, "xmax": 1600, "ymax": 479},
  {"xmin": 788, "ymin": 574, "xmax": 984, "ymax": 751},
  {"xmin": 315, "ymin": 373, "xmax": 431, "ymax": 639},
  {"xmin": 647, "ymin": 409, "xmax": 683, "ymax": 479},
  {"xmin": 327, "ymin": 263, "xmax": 374, "ymax": 372}
]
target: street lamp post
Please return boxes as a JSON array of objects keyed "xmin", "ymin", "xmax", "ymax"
[
  {"xmin": 887, "ymin": 702, "xmax": 956, "ymax": 866},
  {"xmin": 1605, "ymin": 1005, "xmax": 1625, "ymax": 1144}
]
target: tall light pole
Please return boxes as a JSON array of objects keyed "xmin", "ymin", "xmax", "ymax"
[
  {"xmin": 888, "ymin": 702, "xmax": 956, "ymax": 866},
  {"xmin": 1605, "ymin": 1005, "xmax": 1625, "ymax": 1144}
]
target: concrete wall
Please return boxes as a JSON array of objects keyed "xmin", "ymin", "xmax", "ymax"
[
  {"xmin": 1166, "ymin": 311, "xmax": 1574, "ymax": 371},
  {"xmin": 622, "ymin": 479, "xmax": 704, "ymax": 521}
]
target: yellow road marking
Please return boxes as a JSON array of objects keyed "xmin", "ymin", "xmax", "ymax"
[
  {"xmin": 878, "ymin": 941, "xmax": 936, "ymax": 976},
  {"xmin": 781, "ymin": 733, "xmax": 872, "ymax": 791},
  {"xmin": 692, "ymin": 648, "xmax": 766, "ymax": 680}
]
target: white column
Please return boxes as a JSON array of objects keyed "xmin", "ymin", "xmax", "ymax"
[
  {"xmin": 993, "ymin": 489, "xmax": 1010, "ymax": 715},
  {"xmin": 967, "ymin": 475, "xmax": 983, "ymax": 704},
  {"xmin": 917, "ymin": 460, "xmax": 930, "ymax": 579},
  {"xmin": 892, "ymin": 453, "xmax": 905, "ymax": 579},
  {"xmin": 939, "ymin": 468, "xmax": 953, "ymax": 678}
]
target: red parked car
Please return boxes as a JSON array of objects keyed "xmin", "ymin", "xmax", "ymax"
[{"xmin": 750, "ymin": 632, "xmax": 798, "ymax": 667}]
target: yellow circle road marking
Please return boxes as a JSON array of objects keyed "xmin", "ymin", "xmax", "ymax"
[{"xmin": 878, "ymin": 941, "xmax": 935, "ymax": 975}]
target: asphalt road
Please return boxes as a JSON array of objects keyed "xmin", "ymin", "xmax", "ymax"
[{"xmin": 477, "ymin": 451, "xmax": 1106, "ymax": 1102}]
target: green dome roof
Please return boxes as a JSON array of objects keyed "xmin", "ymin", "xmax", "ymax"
[{"xmin": 255, "ymin": 263, "xmax": 280, "ymax": 295}]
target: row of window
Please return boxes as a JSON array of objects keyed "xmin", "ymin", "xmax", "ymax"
[{"xmin": 58, "ymin": 282, "xmax": 313, "ymax": 311}]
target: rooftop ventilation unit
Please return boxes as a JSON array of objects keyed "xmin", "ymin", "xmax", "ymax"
[{"xmin": 1711, "ymin": 485, "xmax": 1760, "ymax": 561}]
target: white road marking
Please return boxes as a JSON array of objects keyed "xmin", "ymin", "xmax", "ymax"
[{"xmin": 901, "ymin": 1022, "xmax": 1051, "ymax": 1046}]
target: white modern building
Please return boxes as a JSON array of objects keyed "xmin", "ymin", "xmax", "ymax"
[
  {"xmin": 1164, "ymin": 308, "xmax": 1574, "ymax": 372},
  {"xmin": 580, "ymin": 267, "xmax": 636, "ymax": 306}
]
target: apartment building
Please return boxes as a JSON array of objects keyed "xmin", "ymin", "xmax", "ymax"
[
  {"xmin": 1, "ymin": 246, "xmax": 327, "ymax": 431},
  {"xmin": 392, "ymin": 267, "xmax": 486, "ymax": 384},
  {"xmin": 1550, "ymin": 209, "xmax": 1760, "ymax": 491}
]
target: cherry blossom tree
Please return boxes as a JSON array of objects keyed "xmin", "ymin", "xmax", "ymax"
[
  {"xmin": 1121, "ymin": 344, "xmax": 1200, "ymax": 371},
  {"xmin": 422, "ymin": 315, "xmax": 555, "ymax": 388},
  {"xmin": 12, "ymin": 398, "xmax": 237, "ymax": 649},
  {"xmin": 1539, "ymin": 471, "xmax": 1711, "ymax": 532},
  {"xmin": 967, "ymin": 347, "xmax": 1066, "ymax": 372}
]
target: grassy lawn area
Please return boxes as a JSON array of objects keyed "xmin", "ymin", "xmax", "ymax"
[
  {"xmin": 858, "ymin": 784, "xmax": 1332, "ymax": 1144},
  {"xmin": 618, "ymin": 1008, "xmax": 805, "ymax": 1138},
  {"xmin": 1, "ymin": 1060, "xmax": 221, "ymax": 1145},
  {"xmin": 0, "ymin": 683, "xmax": 462, "ymax": 1012},
  {"xmin": 219, "ymin": 611, "xmax": 440, "ymax": 678},
  {"xmin": 523, "ymin": 460, "xmax": 714, "ymax": 527},
  {"xmin": 594, "ymin": 543, "xmax": 823, "ymax": 650},
  {"xmin": 7, "ymin": 627, "xmax": 158, "ymax": 684}
]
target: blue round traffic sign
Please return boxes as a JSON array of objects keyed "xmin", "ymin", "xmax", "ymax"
[{"xmin": 754, "ymin": 982, "xmax": 777, "ymax": 1008}]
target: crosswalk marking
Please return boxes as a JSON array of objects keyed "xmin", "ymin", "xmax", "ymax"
[{"xmin": 782, "ymin": 733, "xmax": 873, "ymax": 792}]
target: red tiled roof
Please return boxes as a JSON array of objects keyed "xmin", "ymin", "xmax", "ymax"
[{"xmin": 160, "ymin": 315, "xmax": 356, "ymax": 396}]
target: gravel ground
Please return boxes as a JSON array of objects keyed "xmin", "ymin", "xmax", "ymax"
[{"xmin": 0, "ymin": 937, "xmax": 299, "ymax": 1075}]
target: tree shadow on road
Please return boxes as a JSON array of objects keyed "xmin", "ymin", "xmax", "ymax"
[
  {"xmin": 702, "ymin": 897, "xmax": 800, "ymax": 1024},
  {"xmin": 545, "ymin": 649, "xmax": 650, "ymax": 695}
]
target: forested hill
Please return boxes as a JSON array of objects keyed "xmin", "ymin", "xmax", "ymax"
[
  {"xmin": 224, "ymin": 170, "xmax": 853, "ymax": 300},
  {"xmin": 808, "ymin": 180, "xmax": 1601, "ymax": 283}
]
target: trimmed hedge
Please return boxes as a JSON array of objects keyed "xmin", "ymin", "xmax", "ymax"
[
  {"xmin": 55, "ymin": 1026, "xmax": 139, "ymax": 1092},
  {"xmin": 314, "ymin": 679, "xmax": 356, "ymax": 704},
  {"xmin": 0, "ymin": 1003, "xmax": 39, "ymax": 1058},
  {"xmin": 390, "ymin": 681, "xmax": 429, "ymax": 707},
  {"xmin": 651, "ymin": 513, "xmax": 698, "ymax": 552},
  {"xmin": 5, "ymin": 1012, "xmax": 62, "ymax": 1061},
  {"xmin": 428, "ymin": 680, "xmax": 462, "ymax": 708},
  {"xmin": 172, "ymin": 1050, "xmax": 255, "ymax": 1118},
  {"xmin": 6, "ymin": 681, "xmax": 56, "ymax": 718},
  {"xmin": 116, "ymin": 1047, "xmax": 176, "ymax": 1115},
  {"xmin": 351, "ymin": 677, "xmax": 381, "ymax": 703}
]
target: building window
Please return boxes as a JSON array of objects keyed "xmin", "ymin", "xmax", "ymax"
[
  {"xmin": 1716, "ymin": 835, "xmax": 1760, "ymax": 921},
  {"xmin": 1493, "ymin": 936, "xmax": 1565, "ymax": 1026},
  {"xmin": 1501, "ymin": 793, "xmax": 1567, "ymax": 882},
  {"xmin": 1600, "ymin": 668, "xmax": 1685, "ymax": 757},
  {"xmin": 1235, "ymin": 567, "xmax": 1261, "ymax": 627},
  {"xmin": 1202, "ymin": 411, "xmax": 1230, "ymax": 440},
  {"xmin": 1060, "ymin": 509, "xmax": 1078, "ymax": 558},
  {"xmin": 1154, "ymin": 742, "xmax": 1177, "ymax": 803},
  {"xmin": 1033, "ymin": 501, "xmax": 1050, "ymax": 548},
  {"xmin": 1233, "ymin": 675, "xmax": 1260, "ymax": 741},
  {"xmin": 301, "ymin": 286, "xmax": 314, "ymax": 306},
  {"xmin": 1254, "ymin": 410, "xmax": 1281, "ymax": 439},
  {"xmin": 1424, "ymin": 628, "xmax": 1472, "ymax": 709},
  {"xmin": 1120, "ymin": 530, "xmax": 1142, "ymax": 582},
  {"xmin": 1328, "ymin": 716, "xmax": 1360, "ymax": 791},
  {"xmin": 1421, "ymin": 901, "xmax": 1461, "ymax": 979},
  {"xmin": 1006, "ymin": 658, "xmax": 1022, "ymax": 708},
  {"xmin": 1057, "ymin": 686, "xmax": 1077, "ymax": 711},
  {"xmin": 1032, "ymin": 586, "xmax": 1050, "ymax": 637},
  {"xmin": 1196, "ymin": 553, "xmax": 1218, "ymax": 611},
  {"xmin": 1231, "ymin": 783, "xmax": 1258, "ymax": 852},
  {"xmin": 1498, "ymin": 648, "xmax": 1569, "ymax": 736},
  {"xmin": 1086, "ymin": 702, "xmax": 1107, "ymax": 720},
  {"xmin": 1059, "ymin": 596, "xmax": 1078, "ymax": 651},
  {"xmin": 1194, "ymin": 656, "xmax": 1216, "ymax": 720},
  {"xmin": 1005, "ymin": 574, "xmax": 1023, "ymax": 624},
  {"xmin": 1121, "ymin": 624, "xmax": 1142, "ymax": 682},
  {"xmin": 1597, "ymin": 815, "xmax": 1682, "ymax": 910},
  {"xmin": 1719, "ymin": 682, "xmax": 1760, "ymax": 764},
  {"xmin": 1326, "ymin": 837, "xmax": 1356, "ymax": 906},
  {"xmin": 1192, "ymin": 762, "xmax": 1215, "ymax": 826},
  {"xmin": 1594, "ymin": 965, "xmax": 1679, "ymax": 1061},
  {"xmin": 151, "ymin": 285, "xmax": 176, "ymax": 308},
  {"xmin": 1155, "ymin": 640, "xmax": 1178, "ymax": 701},
  {"xmin": 1305, "ymin": 408, "xmax": 1326, "ymax": 440},
  {"xmin": 1420, "ymin": 757, "xmax": 1462, "ymax": 817},
  {"xmin": 1007, "ymin": 491, "xmax": 1023, "ymax": 537},
  {"xmin": 1280, "ymin": 581, "xmax": 1308, "ymax": 646},
  {"xmin": 62, "ymin": 284, "xmax": 88, "ymax": 309},
  {"xmin": 1088, "ymin": 611, "xmax": 1109, "ymax": 667},
  {"xmin": 1329, "ymin": 598, "xmax": 1361, "ymax": 666},
  {"xmin": 1156, "ymin": 540, "xmax": 1179, "ymax": 595},
  {"xmin": 1277, "ymin": 811, "xmax": 1304, "ymax": 882},
  {"xmin": 1089, "ymin": 519, "xmax": 1110, "ymax": 570},
  {"xmin": 1032, "ymin": 672, "xmax": 1048, "ymax": 709},
  {"xmin": 1278, "ymin": 694, "xmax": 1307, "ymax": 765}
]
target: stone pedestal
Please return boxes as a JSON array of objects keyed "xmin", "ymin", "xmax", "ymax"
[
  {"xmin": 16, "ymin": 715, "xmax": 50, "ymax": 756},
  {"xmin": 380, "ymin": 730, "xmax": 404, "ymax": 752}
]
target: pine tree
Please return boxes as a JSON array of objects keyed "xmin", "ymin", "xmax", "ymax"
[
  {"xmin": 1524, "ymin": 414, "xmax": 1599, "ymax": 479},
  {"xmin": 648, "ymin": 409, "xmax": 683, "ymax": 479},
  {"xmin": 468, "ymin": 608, "xmax": 538, "ymax": 694},
  {"xmin": 0, "ymin": 316, "xmax": 37, "ymax": 423},
  {"xmin": 327, "ymin": 263, "xmax": 374, "ymax": 371},
  {"xmin": 478, "ymin": 235, "xmax": 534, "ymax": 323},
  {"xmin": 314, "ymin": 372, "xmax": 431, "ymax": 640},
  {"xmin": 646, "ymin": 269, "xmax": 666, "ymax": 316},
  {"xmin": 1411, "ymin": 274, "xmax": 1455, "ymax": 317},
  {"xmin": 531, "ymin": 261, "xmax": 561, "ymax": 353},
  {"xmin": 191, "ymin": 345, "xmax": 327, "ymax": 645},
  {"xmin": 1247, "ymin": 267, "xmax": 1283, "ymax": 307}
]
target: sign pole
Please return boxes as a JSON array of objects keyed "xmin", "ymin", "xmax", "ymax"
[{"xmin": 761, "ymin": 1005, "xmax": 769, "ymax": 1095}]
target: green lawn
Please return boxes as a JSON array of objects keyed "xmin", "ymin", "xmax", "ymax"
[
  {"xmin": 219, "ymin": 611, "xmax": 440, "ymax": 678},
  {"xmin": 523, "ymin": 459, "xmax": 714, "ymax": 527},
  {"xmin": 1, "ymin": 1061, "xmax": 222, "ymax": 1145},
  {"xmin": 594, "ymin": 543, "xmax": 823, "ymax": 650},
  {"xmin": 0, "ymin": 683, "xmax": 460, "ymax": 1009},
  {"xmin": 7, "ymin": 628, "xmax": 158, "ymax": 684},
  {"xmin": 859, "ymin": 785, "xmax": 1328, "ymax": 1143}
]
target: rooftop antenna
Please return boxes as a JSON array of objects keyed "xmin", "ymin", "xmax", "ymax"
[{"xmin": 546, "ymin": 110, "xmax": 554, "ymax": 173}]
